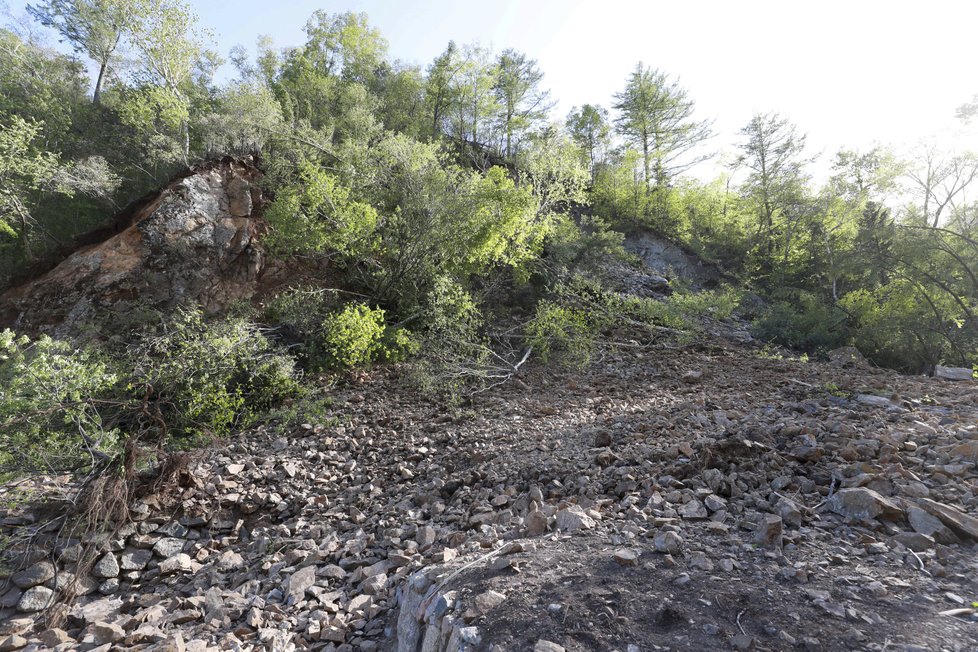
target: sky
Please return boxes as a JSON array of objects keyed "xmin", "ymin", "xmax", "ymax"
[{"xmin": 15, "ymin": 0, "xmax": 978, "ymax": 179}]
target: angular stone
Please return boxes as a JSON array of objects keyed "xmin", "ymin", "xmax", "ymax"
[
  {"xmin": 214, "ymin": 550, "xmax": 244, "ymax": 572},
  {"xmin": 534, "ymin": 640, "xmax": 565, "ymax": 652},
  {"xmin": 0, "ymin": 635, "xmax": 27, "ymax": 651},
  {"xmin": 613, "ymin": 549, "xmax": 639, "ymax": 566},
  {"xmin": 826, "ymin": 488, "xmax": 904, "ymax": 521},
  {"xmin": 678, "ymin": 500, "xmax": 708, "ymax": 519},
  {"xmin": 92, "ymin": 553, "xmax": 120, "ymax": 578},
  {"xmin": 554, "ymin": 505, "xmax": 595, "ymax": 532},
  {"xmin": 892, "ymin": 532, "xmax": 935, "ymax": 552},
  {"xmin": 907, "ymin": 506, "xmax": 958, "ymax": 544},
  {"xmin": 361, "ymin": 573, "xmax": 387, "ymax": 595},
  {"xmin": 654, "ymin": 531, "xmax": 683, "ymax": 554},
  {"xmin": 37, "ymin": 628, "xmax": 72, "ymax": 648},
  {"xmin": 525, "ymin": 510, "xmax": 549, "ymax": 536},
  {"xmin": 11, "ymin": 562, "xmax": 55, "ymax": 589},
  {"xmin": 92, "ymin": 621, "xmax": 125, "ymax": 645},
  {"xmin": 950, "ymin": 440, "xmax": 978, "ymax": 461},
  {"xmin": 119, "ymin": 549, "xmax": 154, "ymax": 571},
  {"xmin": 754, "ymin": 514, "xmax": 783, "ymax": 550},
  {"xmin": 159, "ymin": 553, "xmax": 192, "ymax": 574},
  {"xmin": 285, "ymin": 565, "xmax": 316, "ymax": 604},
  {"xmin": 16, "ymin": 586, "xmax": 53, "ymax": 612},
  {"xmin": 153, "ymin": 537, "xmax": 186, "ymax": 558},
  {"xmin": 934, "ymin": 365, "xmax": 974, "ymax": 381},
  {"xmin": 916, "ymin": 498, "xmax": 978, "ymax": 541},
  {"xmin": 473, "ymin": 590, "xmax": 506, "ymax": 614}
]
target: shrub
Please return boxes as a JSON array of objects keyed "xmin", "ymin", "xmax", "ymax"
[
  {"xmin": 0, "ymin": 329, "xmax": 122, "ymax": 476},
  {"xmin": 526, "ymin": 300, "xmax": 595, "ymax": 367},
  {"xmin": 320, "ymin": 303, "xmax": 387, "ymax": 369},
  {"xmin": 0, "ymin": 310, "xmax": 301, "ymax": 477},
  {"xmin": 752, "ymin": 293, "xmax": 846, "ymax": 352}
]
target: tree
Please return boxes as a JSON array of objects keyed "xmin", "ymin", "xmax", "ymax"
[
  {"xmin": 493, "ymin": 48, "xmax": 551, "ymax": 158},
  {"xmin": 445, "ymin": 45, "xmax": 498, "ymax": 152},
  {"xmin": 904, "ymin": 141, "xmax": 978, "ymax": 228},
  {"xmin": 612, "ymin": 63, "xmax": 712, "ymax": 192},
  {"xmin": 424, "ymin": 41, "xmax": 464, "ymax": 140},
  {"xmin": 28, "ymin": 0, "xmax": 148, "ymax": 105},
  {"xmin": 734, "ymin": 112, "xmax": 812, "ymax": 276},
  {"xmin": 127, "ymin": 0, "xmax": 216, "ymax": 164},
  {"xmin": 566, "ymin": 104, "xmax": 610, "ymax": 182},
  {"xmin": 302, "ymin": 11, "xmax": 387, "ymax": 84}
]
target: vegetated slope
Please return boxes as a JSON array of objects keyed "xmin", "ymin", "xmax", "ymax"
[{"xmin": 1, "ymin": 325, "xmax": 977, "ymax": 651}]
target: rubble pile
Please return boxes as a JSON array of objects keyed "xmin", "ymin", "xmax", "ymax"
[{"xmin": 1, "ymin": 336, "xmax": 977, "ymax": 651}]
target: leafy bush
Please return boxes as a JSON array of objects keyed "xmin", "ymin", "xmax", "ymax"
[
  {"xmin": 320, "ymin": 303, "xmax": 387, "ymax": 368},
  {"xmin": 840, "ymin": 281, "xmax": 971, "ymax": 372},
  {"xmin": 0, "ymin": 330, "xmax": 121, "ymax": 476},
  {"xmin": 0, "ymin": 310, "xmax": 301, "ymax": 477},
  {"xmin": 752, "ymin": 292, "xmax": 846, "ymax": 352},
  {"xmin": 526, "ymin": 299, "xmax": 596, "ymax": 367}
]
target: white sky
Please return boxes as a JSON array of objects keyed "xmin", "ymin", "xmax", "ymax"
[{"xmin": 18, "ymin": 0, "xmax": 978, "ymax": 179}]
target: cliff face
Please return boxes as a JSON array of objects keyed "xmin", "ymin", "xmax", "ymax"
[{"xmin": 0, "ymin": 157, "xmax": 266, "ymax": 336}]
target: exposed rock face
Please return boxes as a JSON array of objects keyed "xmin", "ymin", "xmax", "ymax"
[{"xmin": 0, "ymin": 157, "xmax": 266, "ymax": 336}]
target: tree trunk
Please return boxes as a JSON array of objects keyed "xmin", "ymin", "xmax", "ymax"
[{"xmin": 93, "ymin": 59, "xmax": 108, "ymax": 106}]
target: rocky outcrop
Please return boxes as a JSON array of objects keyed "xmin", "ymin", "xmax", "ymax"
[{"xmin": 0, "ymin": 157, "xmax": 266, "ymax": 336}]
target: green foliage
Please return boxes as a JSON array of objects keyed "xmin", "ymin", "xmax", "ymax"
[
  {"xmin": 840, "ymin": 281, "xmax": 965, "ymax": 372},
  {"xmin": 265, "ymin": 288, "xmax": 414, "ymax": 371},
  {"xmin": 0, "ymin": 311, "xmax": 300, "ymax": 477},
  {"xmin": 265, "ymin": 157, "xmax": 378, "ymax": 257},
  {"xmin": 526, "ymin": 300, "xmax": 595, "ymax": 367},
  {"xmin": 544, "ymin": 214, "xmax": 629, "ymax": 278},
  {"xmin": 752, "ymin": 292, "xmax": 846, "ymax": 352},
  {"xmin": 0, "ymin": 329, "xmax": 121, "ymax": 475},
  {"xmin": 131, "ymin": 309, "xmax": 301, "ymax": 442},
  {"xmin": 319, "ymin": 303, "xmax": 387, "ymax": 369}
]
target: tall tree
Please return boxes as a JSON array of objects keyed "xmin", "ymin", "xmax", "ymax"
[
  {"xmin": 904, "ymin": 141, "xmax": 978, "ymax": 228},
  {"xmin": 566, "ymin": 104, "xmax": 610, "ymax": 182},
  {"xmin": 447, "ymin": 44, "xmax": 498, "ymax": 151},
  {"xmin": 612, "ymin": 63, "xmax": 712, "ymax": 192},
  {"xmin": 424, "ymin": 41, "xmax": 464, "ymax": 140},
  {"xmin": 28, "ymin": 0, "xmax": 147, "ymax": 105},
  {"xmin": 493, "ymin": 48, "xmax": 551, "ymax": 159},
  {"xmin": 735, "ymin": 112, "xmax": 812, "ymax": 275},
  {"xmin": 302, "ymin": 11, "xmax": 387, "ymax": 85},
  {"xmin": 128, "ymin": 0, "xmax": 215, "ymax": 164}
]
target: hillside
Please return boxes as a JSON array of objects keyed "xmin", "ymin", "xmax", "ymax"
[
  {"xmin": 2, "ymin": 4, "xmax": 978, "ymax": 652},
  {"xmin": 2, "ymin": 317, "xmax": 978, "ymax": 651}
]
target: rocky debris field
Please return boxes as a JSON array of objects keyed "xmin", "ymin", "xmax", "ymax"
[{"xmin": 2, "ymin": 335, "xmax": 978, "ymax": 652}]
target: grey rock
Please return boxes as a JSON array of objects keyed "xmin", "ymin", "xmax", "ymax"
[
  {"xmin": 285, "ymin": 565, "xmax": 316, "ymax": 604},
  {"xmin": 907, "ymin": 505, "xmax": 958, "ymax": 543},
  {"xmin": 678, "ymin": 499, "xmax": 708, "ymax": 519},
  {"xmin": 92, "ymin": 621, "xmax": 125, "ymax": 645},
  {"xmin": 153, "ymin": 537, "xmax": 186, "ymax": 558},
  {"xmin": 654, "ymin": 531, "xmax": 683, "ymax": 554},
  {"xmin": 11, "ymin": 561, "xmax": 55, "ymax": 589},
  {"xmin": 92, "ymin": 553, "xmax": 119, "ymax": 578},
  {"xmin": 934, "ymin": 365, "xmax": 974, "ymax": 381},
  {"xmin": 754, "ymin": 514, "xmax": 783, "ymax": 550},
  {"xmin": 916, "ymin": 498, "xmax": 978, "ymax": 540},
  {"xmin": 0, "ymin": 635, "xmax": 27, "ymax": 651},
  {"xmin": 892, "ymin": 532, "xmax": 935, "ymax": 552},
  {"xmin": 826, "ymin": 488, "xmax": 904, "ymax": 521},
  {"xmin": 119, "ymin": 548, "xmax": 153, "ymax": 571},
  {"xmin": 16, "ymin": 586, "xmax": 53, "ymax": 612},
  {"xmin": 554, "ymin": 505, "xmax": 595, "ymax": 532},
  {"xmin": 159, "ymin": 553, "xmax": 192, "ymax": 574}
]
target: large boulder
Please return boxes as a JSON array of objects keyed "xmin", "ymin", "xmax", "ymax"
[{"xmin": 0, "ymin": 157, "xmax": 266, "ymax": 336}]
